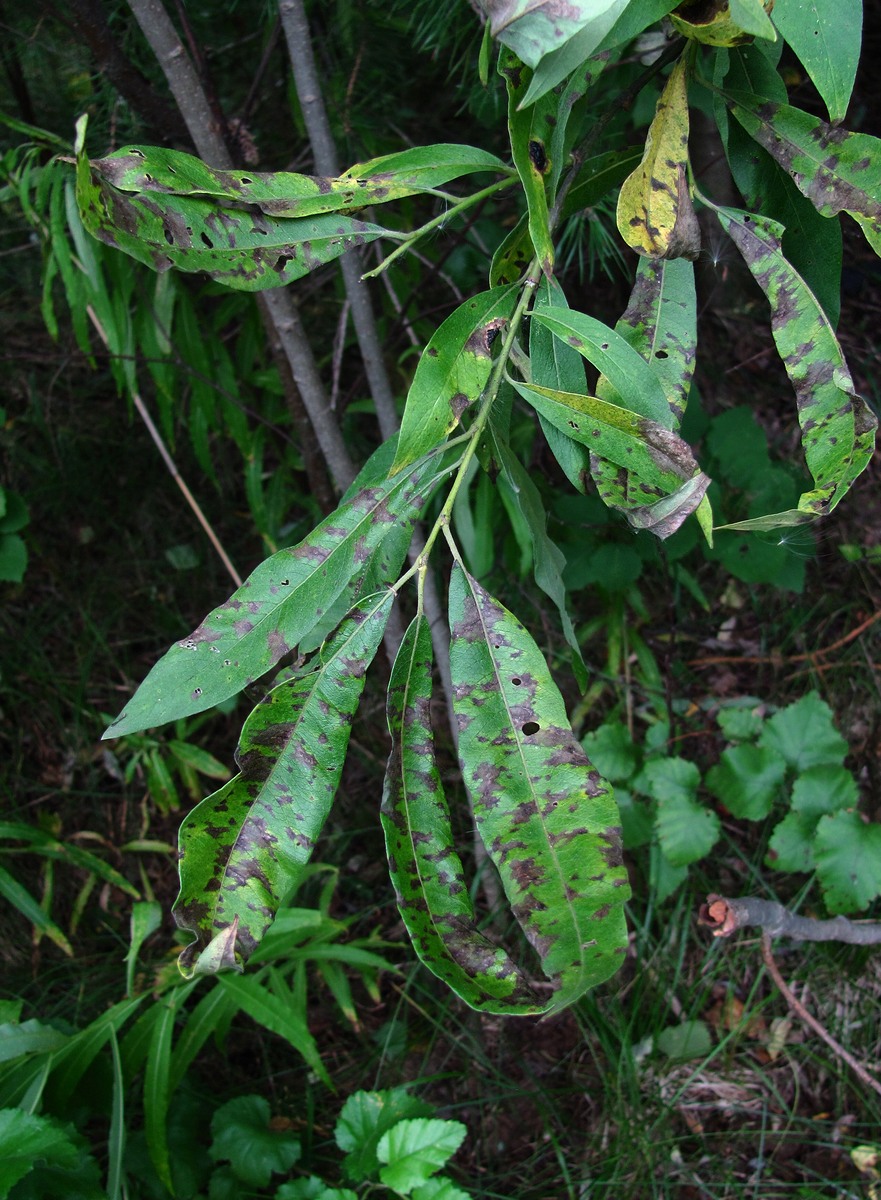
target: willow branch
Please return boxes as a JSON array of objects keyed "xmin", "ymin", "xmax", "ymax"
[{"xmin": 699, "ymin": 894, "xmax": 881, "ymax": 946}]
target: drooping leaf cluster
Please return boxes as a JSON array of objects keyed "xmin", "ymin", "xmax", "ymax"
[{"xmin": 79, "ymin": 0, "xmax": 878, "ymax": 1014}]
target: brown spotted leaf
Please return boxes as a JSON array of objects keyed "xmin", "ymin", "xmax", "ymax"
[
  {"xmin": 449, "ymin": 564, "xmax": 629, "ymax": 1009},
  {"xmin": 382, "ymin": 615, "xmax": 544, "ymax": 1013},
  {"xmin": 725, "ymin": 94, "xmax": 881, "ymax": 256},
  {"xmin": 173, "ymin": 591, "xmax": 394, "ymax": 974},
  {"xmin": 391, "ymin": 287, "xmax": 518, "ymax": 476},
  {"xmin": 616, "ymin": 55, "xmax": 701, "ymax": 261},
  {"xmin": 710, "ymin": 202, "xmax": 876, "ymax": 527}
]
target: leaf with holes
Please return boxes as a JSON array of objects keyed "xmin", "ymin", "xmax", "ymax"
[
  {"xmin": 381, "ymin": 615, "xmax": 544, "ymax": 1013},
  {"xmin": 89, "ymin": 142, "xmax": 510, "ymax": 217},
  {"xmin": 616, "ymin": 56, "xmax": 701, "ymax": 260},
  {"xmin": 172, "ymin": 592, "xmax": 393, "ymax": 972},
  {"xmin": 392, "ymin": 288, "xmax": 517, "ymax": 475},
  {"xmin": 104, "ymin": 452, "xmax": 448, "ymax": 737},
  {"xmin": 449, "ymin": 564, "xmax": 629, "ymax": 1010},
  {"xmin": 709, "ymin": 203, "xmax": 876, "ymax": 528},
  {"xmin": 512, "ymin": 379, "xmax": 710, "ymax": 537},
  {"xmin": 725, "ymin": 94, "xmax": 881, "ymax": 256}
]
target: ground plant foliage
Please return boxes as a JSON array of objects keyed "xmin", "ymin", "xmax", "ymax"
[{"xmin": 2, "ymin": 0, "xmax": 881, "ymax": 1196}]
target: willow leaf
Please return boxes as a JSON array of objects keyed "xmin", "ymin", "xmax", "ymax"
[
  {"xmin": 616, "ymin": 55, "xmax": 701, "ymax": 260},
  {"xmin": 449, "ymin": 564, "xmax": 629, "ymax": 1009},
  {"xmin": 670, "ymin": 0, "xmax": 776, "ymax": 45},
  {"xmin": 490, "ymin": 213, "xmax": 533, "ymax": 287},
  {"xmin": 499, "ymin": 48, "xmax": 556, "ymax": 277},
  {"xmin": 173, "ymin": 592, "xmax": 394, "ymax": 972},
  {"xmin": 392, "ymin": 287, "xmax": 518, "ymax": 475},
  {"xmin": 89, "ymin": 143, "xmax": 509, "ymax": 218},
  {"xmin": 382, "ymin": 615, "xmax": 543, "ymax": 1013},
  {"xmin": 725, "ymin": 94, "xmax": 881, "ymax": 255},
  {"xmin": 530, "ymin": 277, "xmax": 591, "ymax": 494},
  {"xmin": 513, "ymin": 380, "xmax": 710, "ymax": 536},
  {"xmin": 105, "ymin": 454, "xmax": 447, "ymax": 737},
  {"xmin": 480, "ymin": 0, "xmax": 624, "ymax": 68},
  {"xmin": 771, "ymin": 0, "xmax": 862, "ymax": 123},
  {"xmin": 711, "ymin": 203, "xmax": 876, "ymax": 526}
]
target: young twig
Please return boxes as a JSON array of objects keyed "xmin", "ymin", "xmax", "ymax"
[{"xmin": 760, "ymin": 932, "xmax": 881, "ymax": 1099}]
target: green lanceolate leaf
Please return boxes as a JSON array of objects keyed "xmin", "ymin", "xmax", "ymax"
[
  {"xmin": 710, "ymin": 203, "xmax": 876, "ymax": 526},
  {"xmin": 480, "ymin": 0, "xmax": 625, "ymax": 68},
  {"xmin": 616, "ymin": 55, "xmax": 701, "ymax": 260},
  {"xmin": 771, "ymin": 0, "xmax": 862, "ymax": 123},
  {"xmin": 559, "ymin": 147, "xmax": 645, "ymax": 221},
  {"xmin": 104, "ymin": 452, "xmax": 448, "ymax": 737},
  {"xmin": 490, "ymin": 214, "xmax": 534, "ymax": 287},
  {"xmin": 449, "ymin": 564, "xmax": 629, "ymax": 1009},
  {"xmin": 174, "ymin": 591, "xmax": 394, "ymax": 972},
  {"xmin": 725, "ymin": 95, "xmax": 881, "ymax": 256},
  {"xmin": 381, "ymin": 615, "xmax": 544, "ymax": 1013},
  {"xmin": 513, "ymin": 379, "xmax": 710, "ymax": 536},
  {"xmin": 392, "ymin": 287, "xmax": 518, "ymax": 475},
  {"xmin": 88, "ymin": 143, "xmax": 510, "ymax": 217},
  {"xmin": 498, "ymin": 48, "xmax": 556, "ymax": 277}
]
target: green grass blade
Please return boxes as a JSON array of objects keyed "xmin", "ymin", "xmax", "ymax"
[
  {"xmin": 0, "ymin": 822, "xmax": 140, "ymax": 897},
  {"xmin": 218, "ymin": 971, "xmax": 329, "ymax": 1085},
  {"xmin": 710, "ymin": 202, "xmax": 876, "ymax": 526},
  {"xmin": 173, "ymin": 592, "xmax": 394, "ymax": 971},
  {"xmin": 382, "ymin": 615, "xmax": 544, "ymax": 1013},
  {"xmin": 0, "ymin": 864, "xmax": 72, "ymax": 956},
  {"xmin": 166, "ymin": 982, "xmax": 235, "ymax": 1096},
  {"xmin": 449, "ymin": 565, "xmax": 630, "ymax": 1010},
  {"xmin": 144, "ymin": 992, "xmax": 178, "ymax": 1196},
  {"xmin": 106, "ymin": 1026, "xmax": 125, "ymax": 1200}
]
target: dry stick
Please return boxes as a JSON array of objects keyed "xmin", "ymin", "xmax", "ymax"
[
  {"xmin": 126, "ymin": 0, "xmax": 356, "ymax": 494},
  {"xmin": 86, "ymin": 307, "xmax": 242, "ymax": 588},
  {"xmin": 760, "ymin": 932, "xmax": 881, "ymax": 1100},
  {"xmin": 688, "ymin": 609, "xmax": 881, "ymax": 669},
  {"xmin": 699, "ymin": 894, "xmax": 881, "ymax": 945}
]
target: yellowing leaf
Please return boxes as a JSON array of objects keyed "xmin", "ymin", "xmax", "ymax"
[
  {"xmin": 670, "ymin": 0, "xmax": 775, "ymax": 46},
  {"xmin": 616, "ymin": 56, "xmax": 701, "ymax": 260}
]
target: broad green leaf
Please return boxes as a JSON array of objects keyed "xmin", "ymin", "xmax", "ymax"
[
  {"xmin": 449, "ymin": 564, "xmax": 629, "ymax": 1010},
  {"xmin": 725, "ymin": 96, "xmax": 881, "ymax": 255},
  {"xmin": 499, "ymin": 48, "xmax": 555, "ymax": 276},
  {"xmin": 791, "ymin": 764, "xmax": 859, "ymax": 819},
  {"xmin": 377, "ymin": 1118, "xmax": 467, "ymax": 1193},
  {"xmin": 710, "ymin": 204, "xmax": 876, "ymax": 527},
  {"xmin": 479, "ymin": 0, "xmax": 624, "ymax": 68},
  {"xmin": 655, "ymin": 1019, "xmax": 713, "ymax": 1060},
  {"xmin": 643, "ymin": 758, "xmax": 720, "ymax": 866},
  {"xmin": 173, "ymin": 592, "xmax": 393, "ymax": 969},
  {"xmin": 671, "ymin": 0, "xmax": 776, "ymax": 45},
  {"xmin": 209, "ymin": 1095, "xmax": 301, "ymax": 1188},
  {"xmin": 581, "ymin": 724, "xmax": 638, "ymax": 784},
  {"xmin": 814, "ymin": 810, "xmax": 881, "ymax": 914},
  {"xmin": 0, "ymin": 865, "xmax": 72, "ymax": 957},
  {"xmin": 758, "ymin": 693, "xmax": 848, "ymax": 771},
  {"xmin": 512, "ymin": 380, "xmax": 710, "ymax": 536},
  {"xmin": 90, "ymin": 143, "xmax": 510, "ymax": 217},
  {"xmin": 392, "ymin": 288, "xmax": 517, "ymax": 475},
  {"xmin": 412, "ymin": 1178, "xmax": 473, "ymax": 1200},
  {"xmin": 771, "ymin": 0, "xmax": 862, "ymax": 122},
  {"xmin": 104, "ymin": 453, "xmax": 444, "ymax": 736},
  {"xmin": 0, "ymin": 1109, "xmax": 79, "ymax": 1195},
  {"xmin": 530, "ymin": 307, "xmax": 673, "ymax": 425},
  {"xmin": 617, "ymin": 56, "xmax": 701, "ymax": 260},
  {"xmin": 335, "ymin": 1088, "xmax": 433, "ymax": 1184},
  {"xmin": 382, "ymin": 616, "xmax": 543, "ymax": 1013},
  {"xmin": 705, "ymin": 744, "xmax": 786, "ymax": 820},
  {"xmin": 766, "ymin": 809, "xmax": 817, "ymax": 873}
]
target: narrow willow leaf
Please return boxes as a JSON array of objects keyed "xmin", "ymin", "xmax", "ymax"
[
  {"xmin": 105, "ymin": 454, "xmax": 446, "ymax": 736},
  {"xmin": 449, "ymin": 564, "xmax": 629, "ymax": 1008},
  {"xmin": 771, "ymin": 0, "xmax": 862, "ymax": 123},
  {"xmin": 90, "ymin": 143, "xmax": 509, "ymax": 217},
  {"xmin": 499, "ymin": 48, "xmax": 556, "ymax": 277},
  {"xmin": 711, "ymin": 203, "xmax": 876, "ymax": 525},
  {"xmin": 670, "ymin": 0, "xmax": 776, "ymax": 45},
  {"xmin": 173, "ymin": 592, "xmax": 394, "ymax": 971},
  {"xmin": 726, "ymin": 94, "xmax": 881, "ymax": 255},
  {"xmin": 0, "ymin": 865, "xmax": 73, "ymax": 957},
  {"xmin": 490, "ymin": 214, "xmax": 533, "ymax": 287},
  {"xmin": 480, "ymin": 0, "xmax": 624, "ymax": 68},
  {"xmin": 616, "ymin": 56, "xmax": 701, "ymax": 260},
  {"xmin": 520, "ymin": 0, "xmax": 677, "ymax": 106},
  {"xmin": 530, "ymin": 278, "xmax": 591, "ymax": 494},
  {"xmin": 381, "ymin": 615, "xmax": 544, "ymax": 1013},
  {"xmin": 392, "ymin": 288, "xmax": 518, "ymax": 475},
  {"xmin": 531, "ymin": 307, "xmax": 672, "ymax": 425},
  {"xmin": 559, "ymin": 147, "xmax": 645, "ymax": 221}
]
